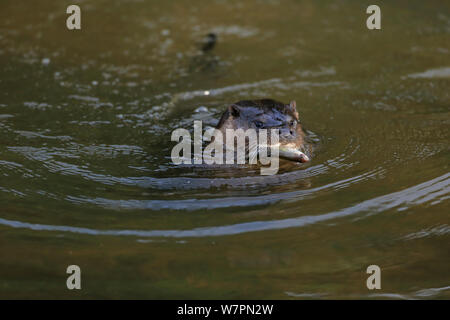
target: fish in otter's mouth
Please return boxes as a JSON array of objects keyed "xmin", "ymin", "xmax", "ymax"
[
  {"xmin": 279, "ymin": 144, "xmax": 310, "ymax": 163},
  {"xmin": 216, "ymin": 99, "xmax": 310, "ymax": 163}
]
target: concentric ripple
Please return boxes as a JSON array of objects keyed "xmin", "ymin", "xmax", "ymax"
[{"xmin": 1, "ymin": 173, "xmax": 448, "ymax": 237}]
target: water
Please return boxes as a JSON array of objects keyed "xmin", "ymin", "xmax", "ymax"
[{"xmin": 0, "ymin": 0, "xmax": 449, "ymax": 299}]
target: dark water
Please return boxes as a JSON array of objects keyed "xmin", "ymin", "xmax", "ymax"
[{"xmin": 0, "ymin": 0, "xmax": 449, "ymax": 299}]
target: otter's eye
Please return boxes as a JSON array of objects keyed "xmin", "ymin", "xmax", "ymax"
[{"xmin": 254, "ymin": 121, "xmax": 263, "ymax": 128}]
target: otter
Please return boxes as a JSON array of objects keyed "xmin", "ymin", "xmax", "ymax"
[{"xmin": 216, "ymin": 99, "xmax": 310, "ymax": 163}]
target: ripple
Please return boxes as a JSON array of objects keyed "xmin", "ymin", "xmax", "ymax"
[
  {"xmin": 210, "ymin": 25, "xmax": 259, "ymax": 38},
  {"xmin": 286, "ymin": 286, "xmax": 450, "ymax": 299},
  {"xmin": 64, "ymin": 168, "xmax": 384, "ymax": 210},
  {"xmin": 365, "ymin": 285, "xmax": 450, "ymax": 300},
  {"xmin": 15, "ymin": 130, "xmax": 73, "ymax": 141},
  {"xmin": 6, "ymin": 143, "xmax": 357, "ymax": 191},
  {"xmin": 285, "ymin": 291, "xmax": 328, "ymax": 298},
  {"xmin": 165, "ymin": 76, "xmax": 348, "ymax": 106},
  {"xmin": 400, "ymin": 224, "xmax": 450, "ymax": 241},
  {"xmin": 0, "ymin": 173, "xmax": 447, "ymax": 238},
  {"xmin": 404, "ymin": 67, "xmax": 450, "ymax": 79}
]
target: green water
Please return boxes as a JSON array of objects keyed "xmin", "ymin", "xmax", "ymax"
[{"xmin": 0, "ymin": 0, "xmax": 449, "ymax": 299}]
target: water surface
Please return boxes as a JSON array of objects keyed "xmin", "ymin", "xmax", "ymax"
[{"xmin": 0, "ymin": 0, "xmax": 449, "ymax": 299}]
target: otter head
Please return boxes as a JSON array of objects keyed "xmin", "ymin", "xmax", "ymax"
[{"xmin": 216, "ymin": 99, "xmax": 310, "ymax": 163}]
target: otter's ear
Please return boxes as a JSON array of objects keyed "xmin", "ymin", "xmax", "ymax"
[
  {"xmin": 228, "ymin": 104, "xmax": 241, "ymax": 117},
  {"xmin": 289, "ymin": 100, "xmax": 299, "ymax": 120}
]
